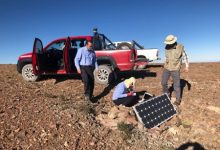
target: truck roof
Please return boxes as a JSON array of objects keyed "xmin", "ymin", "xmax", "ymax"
[{"xmin": 51, "ymin": 36, "xmax": 93, "ymax": 41}]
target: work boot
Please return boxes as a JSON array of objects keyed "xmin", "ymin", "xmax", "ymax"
[
  {"xmin": 90, "ymin": 95, "xmax": 99, "ymax": 103},
  {"xmin": 173, "ymin": 100, "xmax": 181, "ymax": 106}
]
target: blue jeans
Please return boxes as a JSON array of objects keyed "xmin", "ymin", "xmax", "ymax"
[{"xmin": 161, "ymin": 69, "xmax": 181, "ymax": 101}]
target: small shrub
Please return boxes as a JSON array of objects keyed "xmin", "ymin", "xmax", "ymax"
[
  {"xmin": 80, "ymin": 104, "xmax": 96, "ymax": 115},
  {"xmin": 117, "ymin": 122, "xmax": 134, "ymax": 140}
]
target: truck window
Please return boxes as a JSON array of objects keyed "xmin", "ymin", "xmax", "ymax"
[
  {"xmin": 71, "ymin": 40, "xmax": 86, "ymax": 49},
  {"xmin": 46, "ymin": 41, "xmax": 66, "ymax": 52}
]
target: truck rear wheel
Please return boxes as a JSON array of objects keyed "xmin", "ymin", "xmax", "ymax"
[
  {"xmin": 21, "ymin": 64, "xmax": 39, "ymax": 81},
  {"xmin": 94, "ymin": 65, "xmax": 116, "ymax": 85}
]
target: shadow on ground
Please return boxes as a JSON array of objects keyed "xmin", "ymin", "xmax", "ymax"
[
  {"xmin": 118, "ymin": 70, "xmax": 157, "ymax": 79},
  {"xmin": 37, "ymin": 74, "xmax": 81, "ymax": 84},
  {"xmin": 169, "ymin": 79, "xmax": 191, "ymax": 99},
  {"xmin": 176, "ymin": 142, "xmax": 206, "ymax": 150}
]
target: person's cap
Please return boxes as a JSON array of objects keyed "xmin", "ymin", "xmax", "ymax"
[{"xmin": 164, "ymin": 34, "xmax": 177, "ymax": 45}]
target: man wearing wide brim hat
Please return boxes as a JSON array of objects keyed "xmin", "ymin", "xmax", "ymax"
[{"xmin": 161, "ymin": 34, "xmax": 189, "ymax": 105}]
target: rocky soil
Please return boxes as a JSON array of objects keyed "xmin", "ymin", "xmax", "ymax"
[{"xmin": 0, "ymin": 63, "xmax": 220, "ymax": 149}]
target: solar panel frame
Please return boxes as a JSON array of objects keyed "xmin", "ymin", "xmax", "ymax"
[
  {"xmin": 133, "ymin": 93, "xmax": 176, "ymax": 129},
  {"xmin": 142, "ymin": 92, "xmax": 153, "ymax": 101}
]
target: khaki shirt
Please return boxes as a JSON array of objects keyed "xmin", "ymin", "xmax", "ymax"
[{"xmin": 164, "ymin": 44, "xmax": 188, "ymax": 71}]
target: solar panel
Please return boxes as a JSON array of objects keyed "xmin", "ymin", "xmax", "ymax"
[{"xmin": 133, "ymin": 93, "xmax": 176, "ymax": 129}]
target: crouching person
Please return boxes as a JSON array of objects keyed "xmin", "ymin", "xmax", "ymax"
[{"xmin": 112, "ymin": 77, "xmax": 139, "ymax": 107}]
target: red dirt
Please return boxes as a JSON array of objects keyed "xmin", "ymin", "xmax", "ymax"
[{"xmin": 0, "ymin": 63, "xmax": 219, "ymax": 149}]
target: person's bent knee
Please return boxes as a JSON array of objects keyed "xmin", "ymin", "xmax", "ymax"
[{"xmin": 161, "ymin": 81, "xmax": 167, "ymax": 87}]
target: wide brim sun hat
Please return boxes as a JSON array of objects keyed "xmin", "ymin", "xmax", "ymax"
[{"xmin": 164, "ymin": 34, "xmax": 177, "ymax": 45}]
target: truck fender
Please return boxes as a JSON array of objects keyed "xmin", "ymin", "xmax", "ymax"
[
  {"xmin": 17, "ymin": 58, "xmax": 32, "ymax": 73},
  {"xmin": 96, "ymin": 56, "xmax": 118, "ymax": 70}
]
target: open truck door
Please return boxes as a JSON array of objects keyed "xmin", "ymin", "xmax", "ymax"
[
  {"xmin": 32, "ymin": 38, "xmax": 44, "ymax": 75},
  {"xmin": 65, "ymin": 37, "xmax": 72, "ymax": 73}
]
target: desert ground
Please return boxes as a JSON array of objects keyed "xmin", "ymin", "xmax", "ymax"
[{"xmin": 0, "ymin": 63, "xmax": 220, "ymax": 150}]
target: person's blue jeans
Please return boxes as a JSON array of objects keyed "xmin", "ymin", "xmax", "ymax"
[{"xmin": 161, "ymin": 69, "xmax": 181, "ymax": 102}]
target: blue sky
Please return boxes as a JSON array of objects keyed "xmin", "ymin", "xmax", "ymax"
[{"xmin": 0, "ymin": 0, "xmax": 219, "ymax": 64}]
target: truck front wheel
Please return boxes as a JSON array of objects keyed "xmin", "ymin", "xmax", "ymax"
[
  {"xmin": 21, "ymin": 64, "xmax": 39, "ymax": 81},
  {"xmin": 94, "ymin": 65, "xmax": 116, "ymax": 85}
]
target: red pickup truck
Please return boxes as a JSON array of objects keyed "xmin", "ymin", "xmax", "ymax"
[{"xmin": 17, "ymin": 29, "xmax": 148, "ymax": 84}]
